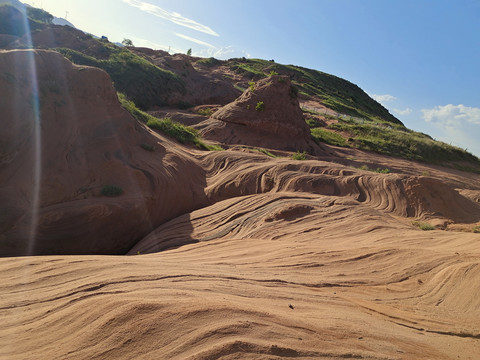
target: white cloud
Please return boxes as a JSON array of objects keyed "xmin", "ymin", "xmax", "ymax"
[
  {"xmin": 123, "ymin": 0, "xmax": 219, "ymax": 36},
  {"xmin": 129, "ymin": 36, "xmax": 182, "ymax": 53},
  {"xmin": 175, "ymin": 33, "xmax": 216, "ymax": 48},
  {"xmin": 422, "ymin": 104, "xmax": 480, "ymax": 126},
  {"xmin": 393, "ymin": 108, "xmax": 412, "ymax": 116},
  {"xmin": 371, "ymin": 94, "xmax": 397, "ymax": 103},
  {"xmin": 195, "ymin": 45, "xmax": 251, "ymax": 60}
]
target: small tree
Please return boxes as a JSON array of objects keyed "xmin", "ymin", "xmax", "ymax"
[
  {"xmin": 122, "ymin": 38, "xmax": 133, "ymax": 46},
  {"xmin": 187, "ymin": 48, "xmax": 192, "ymax": 56}
]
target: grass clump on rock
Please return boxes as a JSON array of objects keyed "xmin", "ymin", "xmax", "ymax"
[
  {"xmin": 292, "ymin": 151, "xmax": 307, "ymax": 160},
  {"xmin": 413, "ymin": 221, "xmax": 435, "ymax": 231}
]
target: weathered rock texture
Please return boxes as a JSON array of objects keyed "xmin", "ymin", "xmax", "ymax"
[
  {"xmin": 201, "ymin": 75, "xmax": 313, "ymax": 151},
  {"xmin": 0, "ymin": 49, "xmax": 207, "ymax": 256}
]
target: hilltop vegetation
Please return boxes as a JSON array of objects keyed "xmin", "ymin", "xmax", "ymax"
[
  {"xmin": 57, "ymin": 46, "xmax": 185, "ymax": 109},
  {"xmin": 309, "ymin": 114, "xmax": 480, "ymax": 167}
]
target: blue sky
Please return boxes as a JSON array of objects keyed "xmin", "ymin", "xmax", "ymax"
[{"xmin": 27, "ymin": 0, "xmax": 480, "ymax": 157}]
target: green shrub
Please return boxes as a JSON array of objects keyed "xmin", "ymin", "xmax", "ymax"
[
  {"xmin": 101, "ymin": 185, "xmax": 123, "ymax": 197},
  {"xmin": 197, "ymin": 108, "xmax": 213, "ymax": 116},
  {"xmin": 473, "ymin": 226, "xmax": 480, "ymax": 233},
  {"xmin": 248, "ymin": 81, "xmax": 256, "ymax": 92},
  {"xmin": 306, "ymin": 118, "xmax": 321, "ymax": 128},
  {"xmin": 292, "ymin": 151, "xmax": 307, "ymax": 160},
  {"xmin": 412, "ymin": 221, "xmax": 435, "ymax": 231},
  {"xmin": 356, "ymin": 165, "xmax": 391, "ymax": 174},
  {"xmin": 255, "ymin": 101, "xmax": 265, "ymax": 111}
]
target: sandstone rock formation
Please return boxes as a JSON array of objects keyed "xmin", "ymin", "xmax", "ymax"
[
  {"xmin": 0, "ymin": 49, "xmax": 207, "ymax": 256},
  {"xmin": 131, "ymin": 47, "xmax": 239, "ymax": 106},
  {"xmin": 201, "ymin": 75, "xmax": 313, "ymax": 151}
]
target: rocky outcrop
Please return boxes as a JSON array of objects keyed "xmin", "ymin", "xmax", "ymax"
[
  {"xmin": 201, "ymin": 75, "xmax": 313, "ymax": 151},
  {"xmin": 130, "ymin": 47, "xmax": 239, "ymax": 106},
  {"xmin": 0, "ymin": 49, "xmax": 207, "ymax": 256}
]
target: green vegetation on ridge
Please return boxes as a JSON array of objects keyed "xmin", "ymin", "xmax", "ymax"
[
  {"xmin": 306, "ymin": 113, "xmax": 480, "ymax": 167},
  {"xmin": 57, "ymin": 45, "xmax": 185, "ymax": 109},
  {"xmin": 118, "ymin": 93, "xmax": 221, "ymax": 151},
  {"xmin": 328, "ymin": 117, "xmax": 479, "ymax": 164}
]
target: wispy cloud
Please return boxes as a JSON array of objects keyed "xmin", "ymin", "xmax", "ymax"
[
  {"xmin": 129, "ymin": 36, "xmax": 182, "ymax": 53},
  {"xmin": 370, "ymin": 94, "xmax": 397, "ymax": 103},
  {"xmin": 123, "ymin": 0, "xmax": 219, "ymax": 36},
  {"xmin": 422, "ymin": 104, "xmax": 480, "ymax": 126},
  {"xmin": 195, "ymin": 45, "xmax": 251, "ymax": 59},
  {"xmin": 175, "ymin": 33, "xmax": 216, "ymax": 48},
  {"xmin": 393, "ymin": 108, "xmax": 412, "ymax": 116}
]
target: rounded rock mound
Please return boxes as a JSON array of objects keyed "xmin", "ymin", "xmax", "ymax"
[{"xmin": 201, "ymin": 75, "xmax": 313, "ymax": 151}]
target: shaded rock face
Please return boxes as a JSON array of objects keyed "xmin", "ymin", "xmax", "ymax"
[
  {"xmin": 0, "ymin": 49, "xmax": 207, "ymax": 256},
  {"xmin": 202, "ymin": 75, "xmax": 312, "ymax": 151}
]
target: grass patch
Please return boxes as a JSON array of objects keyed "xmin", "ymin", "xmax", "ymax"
[
  {"xmin": 233, "ymin": 84, "xmax": 246, "ymax": 92},
  {"xmin": 195, "ymin": 57, "xmax": 222, "ymax": 67},
  {"xmin": 473, "ymin": 226, "xmax": 480, "ymax": 233},
  {"xmin": 118, "ymin": 93, "xmax": 151, "ymax": 122},
  {"xmin": 148, "ymin": 117, "xmax": 198, "ymax": 144},
  {"xmin": 147, "ymin": 118, "xmax": 222, "ymax": 151},
  {"xmin": 253, "ymin": 148, "xmax": 276, "ymax": 158},
  {"xmin": 292, "ymin": 151, "xmax": 307, "ymax": 160},
  {"xmin": 311, "ymin": 128, "xmax": 349, "ymax": 147},
  {"xmin": 412, "ymin": 221, "xmax": 435, "ymax": 231},
  {"xmin": 118, "ymin": 93, "xmax": 218, "ymax": 151},
  {"xmin": 197, "ymin": 108, "xmax": 213, "ymax": 116},
  {"xmin": 305, "ymin": 118, "xmax": 321, "ymax": 128},
  {"xmin": 356, "ymin": 165, "xmax": 391, "ymax": 174},
  {"xmin": 101, "ymin": 185, "xmax": 123, "ymax": 197}
]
